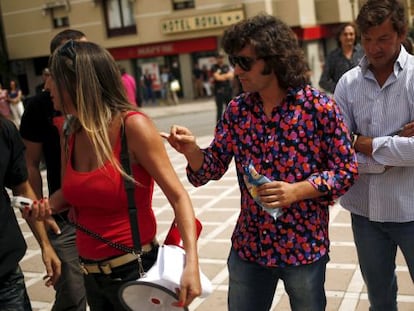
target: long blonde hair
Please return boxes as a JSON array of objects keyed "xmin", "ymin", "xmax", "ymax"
[{"xmin": 50, "ymin": 40, "xmax": 138, "ymax": 179}]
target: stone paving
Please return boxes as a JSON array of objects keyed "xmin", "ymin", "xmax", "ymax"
[{"xmin": 14, "ymin": 99, "xmax": 414, "ymax": 310}]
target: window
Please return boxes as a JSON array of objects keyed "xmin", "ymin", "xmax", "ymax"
[
  {"xmin": 172, "ymin": 0, "xmax": 195, "ymax": 10},
  {"xmin": 53, "ymin": 16, "xmax": 69, "ymax": 28},
  {"xmin": 103, "ymin": 0, "xmax": 137, "ymax": 37}
]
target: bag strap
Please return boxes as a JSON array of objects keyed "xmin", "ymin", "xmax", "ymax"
[{"xmin": 120, "ymin": 122, "xmax": 142, "ymax": 255}]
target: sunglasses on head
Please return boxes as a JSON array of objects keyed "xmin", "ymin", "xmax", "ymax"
[
  {"xmin": 58, "ymin": 39, "xmax": 76, "ymax": 69},
  {"xmin": 228, "ymin": 55, "xmax": 261, "ymax": 71}
]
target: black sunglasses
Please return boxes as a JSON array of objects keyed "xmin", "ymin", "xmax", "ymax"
[
  {"xmin": 228, "ymin": 55, "xmax": 261, "ymax": 71},
  {"xmin": 58, "ymin": 39, "xmax": 76, "ymax": 69}
]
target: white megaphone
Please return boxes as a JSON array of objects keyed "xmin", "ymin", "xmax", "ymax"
[{"xmin": 119, "ymin": 219, "xmax": 212, "ymax": 311}]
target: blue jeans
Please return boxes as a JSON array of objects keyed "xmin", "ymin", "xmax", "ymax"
[
  {"xmin": 351, "ymin": 214, "xmax": 414, "ymax": 311},
  {"xmin": 227, "ymin": 248, "xmax": 328, "ymax": 311},
  {"xmin": 49, "ymin": 219, "xmax": 87, "ymax": 311},
  {"xmin": 0, "ymin": 266, "xmax": 32, "ymax": 311}
]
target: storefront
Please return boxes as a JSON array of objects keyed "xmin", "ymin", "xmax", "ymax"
[{"xmin": 108, "ymin": 37, "xmax": 218, "ymax": 102}]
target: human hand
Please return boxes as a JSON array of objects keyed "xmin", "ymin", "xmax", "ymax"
[
  {"xmin": 44, "ymin": 216, "xmax": 61, "ymax": 235},
  {"xmin": 257, "ymin": 181, "xmax": 298, "ymax": 209},
  {"xmin": 41, "ymin": 244, "xmax": 61, "ymax": 287},
  {"xmin": 22, "ymin": 198, "xmax": 53, "ymax": 221},
  {"xmin": 173, "ymin": 264, "xmax": 202, "ymax": 308},
  {"xmin": 160, "ymin": 125, "xmax": 198, "ymax": 156},
  {"xmin": 398, "ymin": 121, "xmax": 414, "ymax": 137}
]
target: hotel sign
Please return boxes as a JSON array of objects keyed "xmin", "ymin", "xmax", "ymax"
[{"xmin": 161, "ymin": 9, "xmax": 244, "ymax": 34}]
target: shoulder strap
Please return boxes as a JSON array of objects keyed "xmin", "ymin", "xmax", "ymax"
[{"xmin": 120, "ymin": 123, "xmax": 142, "ymax": 254}]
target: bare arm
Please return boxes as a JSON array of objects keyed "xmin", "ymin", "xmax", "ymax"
[
  {"xmin": 12, "ymin": 181, "xmax": 61, "ymax": 286},
  {"xmin": 22, "ymin": 139, "xmax": 44, "ymax": 197},
  {"xmin": 127, "ymin": 115, "xmax": 201, "ymax": 306},
  {"xmin": 22, "ymin": 138, "xmax": 62, "ymax": 233},
  {"xmin": 213, "ymin": 70, "xmax": 233, "ymax": 82}
]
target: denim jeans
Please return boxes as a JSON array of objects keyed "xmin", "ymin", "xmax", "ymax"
[
  {"xmin": 227, "ymin": 248, "xmax": 328, "ymax": 311},
  {"xmin": 351, "ymin": 213, "xmax": 414, "ymax": 311},
  {"xmin": 0, "ymin": 265, "xmax": 32, "ymax": 311},
  {"xmin": 49, "ymin": 219, "xmax": 87, "ymax": 311}
]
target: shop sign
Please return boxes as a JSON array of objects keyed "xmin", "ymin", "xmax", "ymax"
[
  {"xmin": 108, "ymin": 37, "xmax": 217, "ymax": 60},
  {"xmin": 161, "ymin": 9, "xmax": 244, "ymax": 34}
]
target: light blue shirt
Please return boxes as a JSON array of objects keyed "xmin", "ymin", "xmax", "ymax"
[{"xmin": 334, "ymin": 46, "xmax": 414, "ymax": 222}]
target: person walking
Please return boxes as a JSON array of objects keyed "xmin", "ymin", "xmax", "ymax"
[
  {"xmin": 163, "ymin": 13, "xmax": 358, "ymax": 311},
  {"xmin": 334, "ymin": 1, "xmax": 414, "ymax": 310},
  {"xmin": 20, "ymin": 29, "xmax": 88, "ymax": 311},
  {"xmin": 41, "ymin": 40, "xmax": 201, "ymax": 310},
  {"xmin": 211, "ymin": 53, "xmax": 233, "ymax": 122},
  {"xmin": 319, "ymin": 22, "xmax": 364, "ymax": 94}
]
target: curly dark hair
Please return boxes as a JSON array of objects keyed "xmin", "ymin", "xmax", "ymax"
[
  {"xmin": 356, "ymin": 0, "xmax": 406, "ymax": 36},
  {"xmin": 221, "ymin": 13, "xmax": 307, "ymax": 89}
]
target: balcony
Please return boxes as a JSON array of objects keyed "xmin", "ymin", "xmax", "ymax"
[{"xmin": 42, "ymin": 0, "xmax": 70, "ymax": 15}]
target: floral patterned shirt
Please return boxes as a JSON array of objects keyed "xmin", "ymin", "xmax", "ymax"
[{"xmin": 187, "ymin": 85, "xmax": 358, "ymax": 267}]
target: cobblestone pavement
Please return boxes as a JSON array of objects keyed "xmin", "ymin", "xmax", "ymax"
[{"xmin": 14, "ymin": 99, "xmax": 414, "ymax": 310}]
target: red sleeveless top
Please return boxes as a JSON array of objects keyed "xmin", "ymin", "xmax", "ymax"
[{"xmin": 62, "ymin": 111, "xmax": 156, "ymax": 259}]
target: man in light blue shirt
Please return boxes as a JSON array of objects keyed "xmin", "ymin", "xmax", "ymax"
[{"xmin": 334, "ymin": 1, "xmax": 414, "ymax": 310}]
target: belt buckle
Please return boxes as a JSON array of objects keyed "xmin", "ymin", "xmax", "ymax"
[{"xmin": 98, "ymin": 263, "xmax": 112, "ymax": 275}]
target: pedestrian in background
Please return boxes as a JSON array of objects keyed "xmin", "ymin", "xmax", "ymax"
[
  {"xmin": 142, "ymin": 69, "xmax": 156, "ymax": 105},
  {"xmin": 193, "ymin": 63, "xmax": 204, "ymax": 98},
  {"xmin": 42, "ymin": 40, "xmax": 201, "ymax": 310},
  {"xmin": 319, "ymin": 22, "xmax": 364, "ymax": 94},
  {"xmin": 201, "ymin": 64, "xmax": 212, "ymax": 97},
  {"xmin": 8, "ymin": 79, "xmax": 24, "ymax": 127},
  {"xmin": 20, "ymin": 29, "xmax": 88, "ymax": 311},
  {"xmin": 334, "ymin": 1, "xmax": 414, "ymax": 310},
  {"xmin": 119, "ymin": 65, "xmax": 138, "ymax": 107},
  {"xmin": 35, "ymin": 68, "xmax": 51, "ymax": 95},
  {"xmin": 159, "ymin": 65, "xmax": 179, "ymax": 105},
  {"xmin": 211, "ymin": 53, "xmax": 233, "ymax": 122},
  {"xmin": 163, "ymin": 13, "xmax": 358, "ymax": 311}
]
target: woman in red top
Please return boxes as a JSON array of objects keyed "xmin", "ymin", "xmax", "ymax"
[{"xmin": 37, "ymin": 40, "xmax": 201, "ymax": 310}]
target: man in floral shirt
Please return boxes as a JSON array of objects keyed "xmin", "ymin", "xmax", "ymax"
[{"xmin": 163, "ymin": 14, "xmax": 358, "ymax": 311}]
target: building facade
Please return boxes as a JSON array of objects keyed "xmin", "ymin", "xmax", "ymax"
[{"xmin": 0, "ymin": 0, "xmax": 412, "ymax": 100}]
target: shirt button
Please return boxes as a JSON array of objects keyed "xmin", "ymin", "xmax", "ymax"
[{"xmin": 263, "ymin": 230, "xmax": 267, "ymax": 235}]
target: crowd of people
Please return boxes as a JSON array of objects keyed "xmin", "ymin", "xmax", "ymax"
[{"xmin": 1, "ymin": 0, "xmax": 414, "ymax": 310}]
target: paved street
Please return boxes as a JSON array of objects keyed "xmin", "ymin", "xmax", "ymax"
[{"xmin": 15, "ymin": 99, "xmax": 414, "ymax": 310}]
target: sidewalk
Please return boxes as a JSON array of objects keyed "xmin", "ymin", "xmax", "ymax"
[
  {"xmin": 17, "ymin": 98, "xmax": 414, "ymax": 310},
  {"xmin": 139, "ymin": 97, "xmax": 215, "ymax": 119}
]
